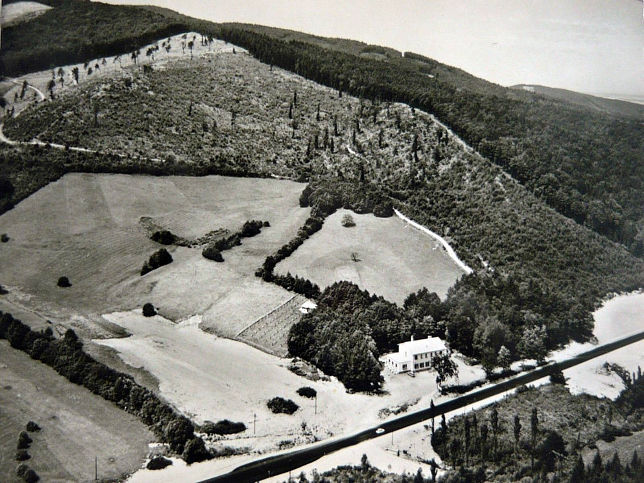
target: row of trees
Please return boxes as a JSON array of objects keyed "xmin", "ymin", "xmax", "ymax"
[{"xmin": 0, "ymin": 311, "xmax": 212, "ymax": 464}]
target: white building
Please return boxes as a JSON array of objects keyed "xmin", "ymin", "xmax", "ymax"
[
  {"xmin": 383, "ymin": 336, "xmax": 448, "ymax": 374},
  {"xmin": 299, "ymin": 300, "xmax": 318, "ymax": 314}
]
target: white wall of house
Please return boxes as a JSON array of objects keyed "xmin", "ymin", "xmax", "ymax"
[{"xmin": 383, "ymin": 336, "xmax": 449, "ymax": 374}]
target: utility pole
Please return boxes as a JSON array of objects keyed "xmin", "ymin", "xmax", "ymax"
[
  {"xmin": 95, "ymin": 456, "xmax": 97, "ymax": 481},
  {"xmin": 314, "ymin": 395, "xmax": 317, "ymax": 415},
  {"xmin": 253, "ymin": 413, "xmax": 256, "ymax": 435}
]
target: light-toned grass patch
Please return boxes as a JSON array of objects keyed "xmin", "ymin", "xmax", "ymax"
[
  {"xmin": 276, "ymin": 209, "xmax": 465, "ymax": 304},
  {"xmin": 0, "ymin": 173, "xmax": 309, "ymax": 335}
]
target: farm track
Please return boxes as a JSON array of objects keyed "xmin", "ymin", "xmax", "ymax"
[{"xmin": 0, "ymin": 121, "xmax": 166, "ymax": 164}]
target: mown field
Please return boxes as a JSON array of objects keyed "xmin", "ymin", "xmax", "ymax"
[
  {"xmin": 276, "ymin": 209, "xmax": 465, "ymax": 304},
  {"xmin": 0, "ymin": 340, "xmax": 153, "ymax": 482},
  {"xmin": 0, "ymin": 172, "xmax": 309, "ymax": 336}
]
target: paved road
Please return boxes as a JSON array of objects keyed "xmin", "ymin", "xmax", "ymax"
[{"xmin": 201, "ymin": 329, "xmax": 644, "ymax": 483}]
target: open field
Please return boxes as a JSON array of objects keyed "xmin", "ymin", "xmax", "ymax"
[
  {"xmin": 96, "ymin": 310, "xmax": 484, "ymax": 455},
  {"xmin": 0, "ymin": 172, "xmax": 309, "ymax": 336},
  {"xmin": 0, "ymin": 340, "xmax": 153, "ymax": 482},
  {"xmin": 276, "ymin": 209, "xmax": 465, "ymax": 303}
]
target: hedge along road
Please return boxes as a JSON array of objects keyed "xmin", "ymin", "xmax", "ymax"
[{"xmin": 202, "ymin": 329, "xmax": 644, "ymax": 483}]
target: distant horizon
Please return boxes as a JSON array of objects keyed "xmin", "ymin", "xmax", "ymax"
[{"xmin": 96, "ymin": 0, "xmax": 644, "ymax": 104}]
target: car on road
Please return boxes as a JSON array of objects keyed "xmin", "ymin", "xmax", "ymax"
[{"xmin": 375, "ymin": 427, "xmax": 385, "ymax": 435}]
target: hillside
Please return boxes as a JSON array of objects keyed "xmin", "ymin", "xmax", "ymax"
[
  {"xmin": 511, "ymin": 84, "xmax": 644, "ymax": 120},
  {"xmin": 2, "ymin": 31, "xmax": 642, "ymax": 368},
  {"xmin": 2, "ymin": 1, "xmax": 642, "ymax": 254}
]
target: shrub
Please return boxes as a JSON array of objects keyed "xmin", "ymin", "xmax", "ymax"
[
  {"xmin": 341, "ymin": 214, "xmax": 356, "ymax": 227},
  {"xmin": 142, "ymin": 303, "xmax": 157, "ymax": 317},
  {"xmin": 151, "ymin": 230, "xmax": 176, "ymax": 245},
  {"xmin": 17, "ymin": 431, "xmax": 32, "ymax": 449},
  {"xmin": 267, "ymin": 397, "xmax": 299, "ymax": 414},
  {"xmin": 141, "ymin": 248, "xmax": 173, "ymax": 275},
  {"xmin": 57, "ymin": 276, "xmax": 71, "ymax": 288},
  {"xmin": 16, "ymin": 464, "xmax": 29, "ymax": 479},
  {"xmin": 163, "ymin": 417, "xmax": 195, "ymax": 453},
  {"xmin": 15, "ymin": 450, "xmax": 30, "ymax": 461},
  {"xmin": 373, "ymin": 202, "xmax": 394, "ymax": 218},
  {"xmin": 549, "ymin": 369, "xmax": 566, "ymax": 385},
  {"xmin": 296, "ymin": 387, "xmax": 317, "ymax": 398},
  {"xmin": 240, "ymin": 220, "xmax": 265, "ymax": 237},
  {"xmin": 1, "ymin": 233, "xmax": 9, "ymax": 242},
  {"xmin": 22, "ymin": 469, "xmax": 39, "ymax": 483},
  {"xmin": 25, "ymin": 421, "xmax": 40, "ymax": 432},
  {"xmin": 182, "ymin": 437, "xmax": 212, "ymax": 464},
  {"xmin": 202, "ymin": 244, "xmax": 224, "ymax": 262},
  {"xmin": 201, "ymin": 419, "xmax": 246, "ymax": 435},
  {"xmin": 146, "ymin": 456, "xmax": 172, "ymax": 470},
  {"xmin": 0, "ymin": 285, "xmax": 8, "ymax": 295}
]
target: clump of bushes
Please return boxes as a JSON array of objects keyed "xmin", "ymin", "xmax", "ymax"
[
  {"xmin": 57, "ymin": 276, "xmax": 71, "ymax": 288},
  {"xmin": 0, "ymin": 284, "xmax": 8, "ymax": 295},
  {"xmin": 142, "ymin": 303, "xmax": 157, "ymax": 317},
  {"xmin": 25, "ymin": 421, "xmax": 40, "ymax": 432},
  {"xmin": 151, "ymin": 230, "xmax": 177, "ymax": 245},
  {"xmin": 267, "ymin": 397, "xmax": 299, "ymax": 415},
  {"xmin": 141, "ymin": 248, "xmax": 173, "ymax": 275},
  {"xmin": 202, "ymin": 220, "xmax": 270, "ymax": 261},
  {"xmin": 17, "ymin": 431, "xmax": 32, "ymax": 449},
  {"xmin": 147, "ymin": 456, "xmax": 172, "ymax": 470},
  {"xmin": 15, "ymin": 449, "xmax": 30, "ymax": 461},
  {"xmin": 16, "ymin": 464, "xmax": 39, "ymax": 483},
  {"xmin": 341, "ymin": 214, "xmax": 356, "ymax": 227},
  {"xmin": 182, "ymin": 437, "xmax": 211, "ymax": 464},
  {"xmin": 296, "ymin": 386, "xmax": 317, "ymax": 398},
  {"xmin": 240, "ymin": 220, "xmax": 267, "ymax": 237},
  {"xmin": 202, "ymin": 243, "xmax": 224, "ymax": 262},
  {"xmin": 201, "ymin": 419, "xmax": 246, "ymax": 435},
  {"xmin": 1, "ymin": 233, "xmax": 9, "ymax": 242},
  {"xmin": 373, "ymin": 202, "xmax": 394, "ymax": 218}
]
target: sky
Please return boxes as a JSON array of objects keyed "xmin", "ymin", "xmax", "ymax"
[{"xmin": 99, "ymin": 0, "xmax": 644, "ymax": 102}]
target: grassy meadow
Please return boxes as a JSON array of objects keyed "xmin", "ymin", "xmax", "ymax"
[{"xmin": 276, "ymin": 209, "xmax": 465, "ymax": 304}]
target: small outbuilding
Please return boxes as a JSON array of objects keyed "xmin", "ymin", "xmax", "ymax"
[{"xmin": 299, "ymin": 300, "xmax": 318, "ymax": 314}]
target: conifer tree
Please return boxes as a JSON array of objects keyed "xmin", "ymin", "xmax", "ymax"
[
  {"xmin": 491, "ymin": 407, "xmax": 499, "ymax": 461},
  {"xmin": 530, "ymin": 408, "xmax": 538, "ymax": 470},
  {"xmin": 513, "ymin": 414, "xmax": 521, "ymax": 463}
]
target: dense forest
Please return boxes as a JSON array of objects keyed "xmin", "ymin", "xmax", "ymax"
[
  {"xmin": 214, "ymin": 26, "xmax": 644, "ymax": 255},
  {"xmin": 432, "ymin": 372, "xmax": 644, "ymax": 482}
]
